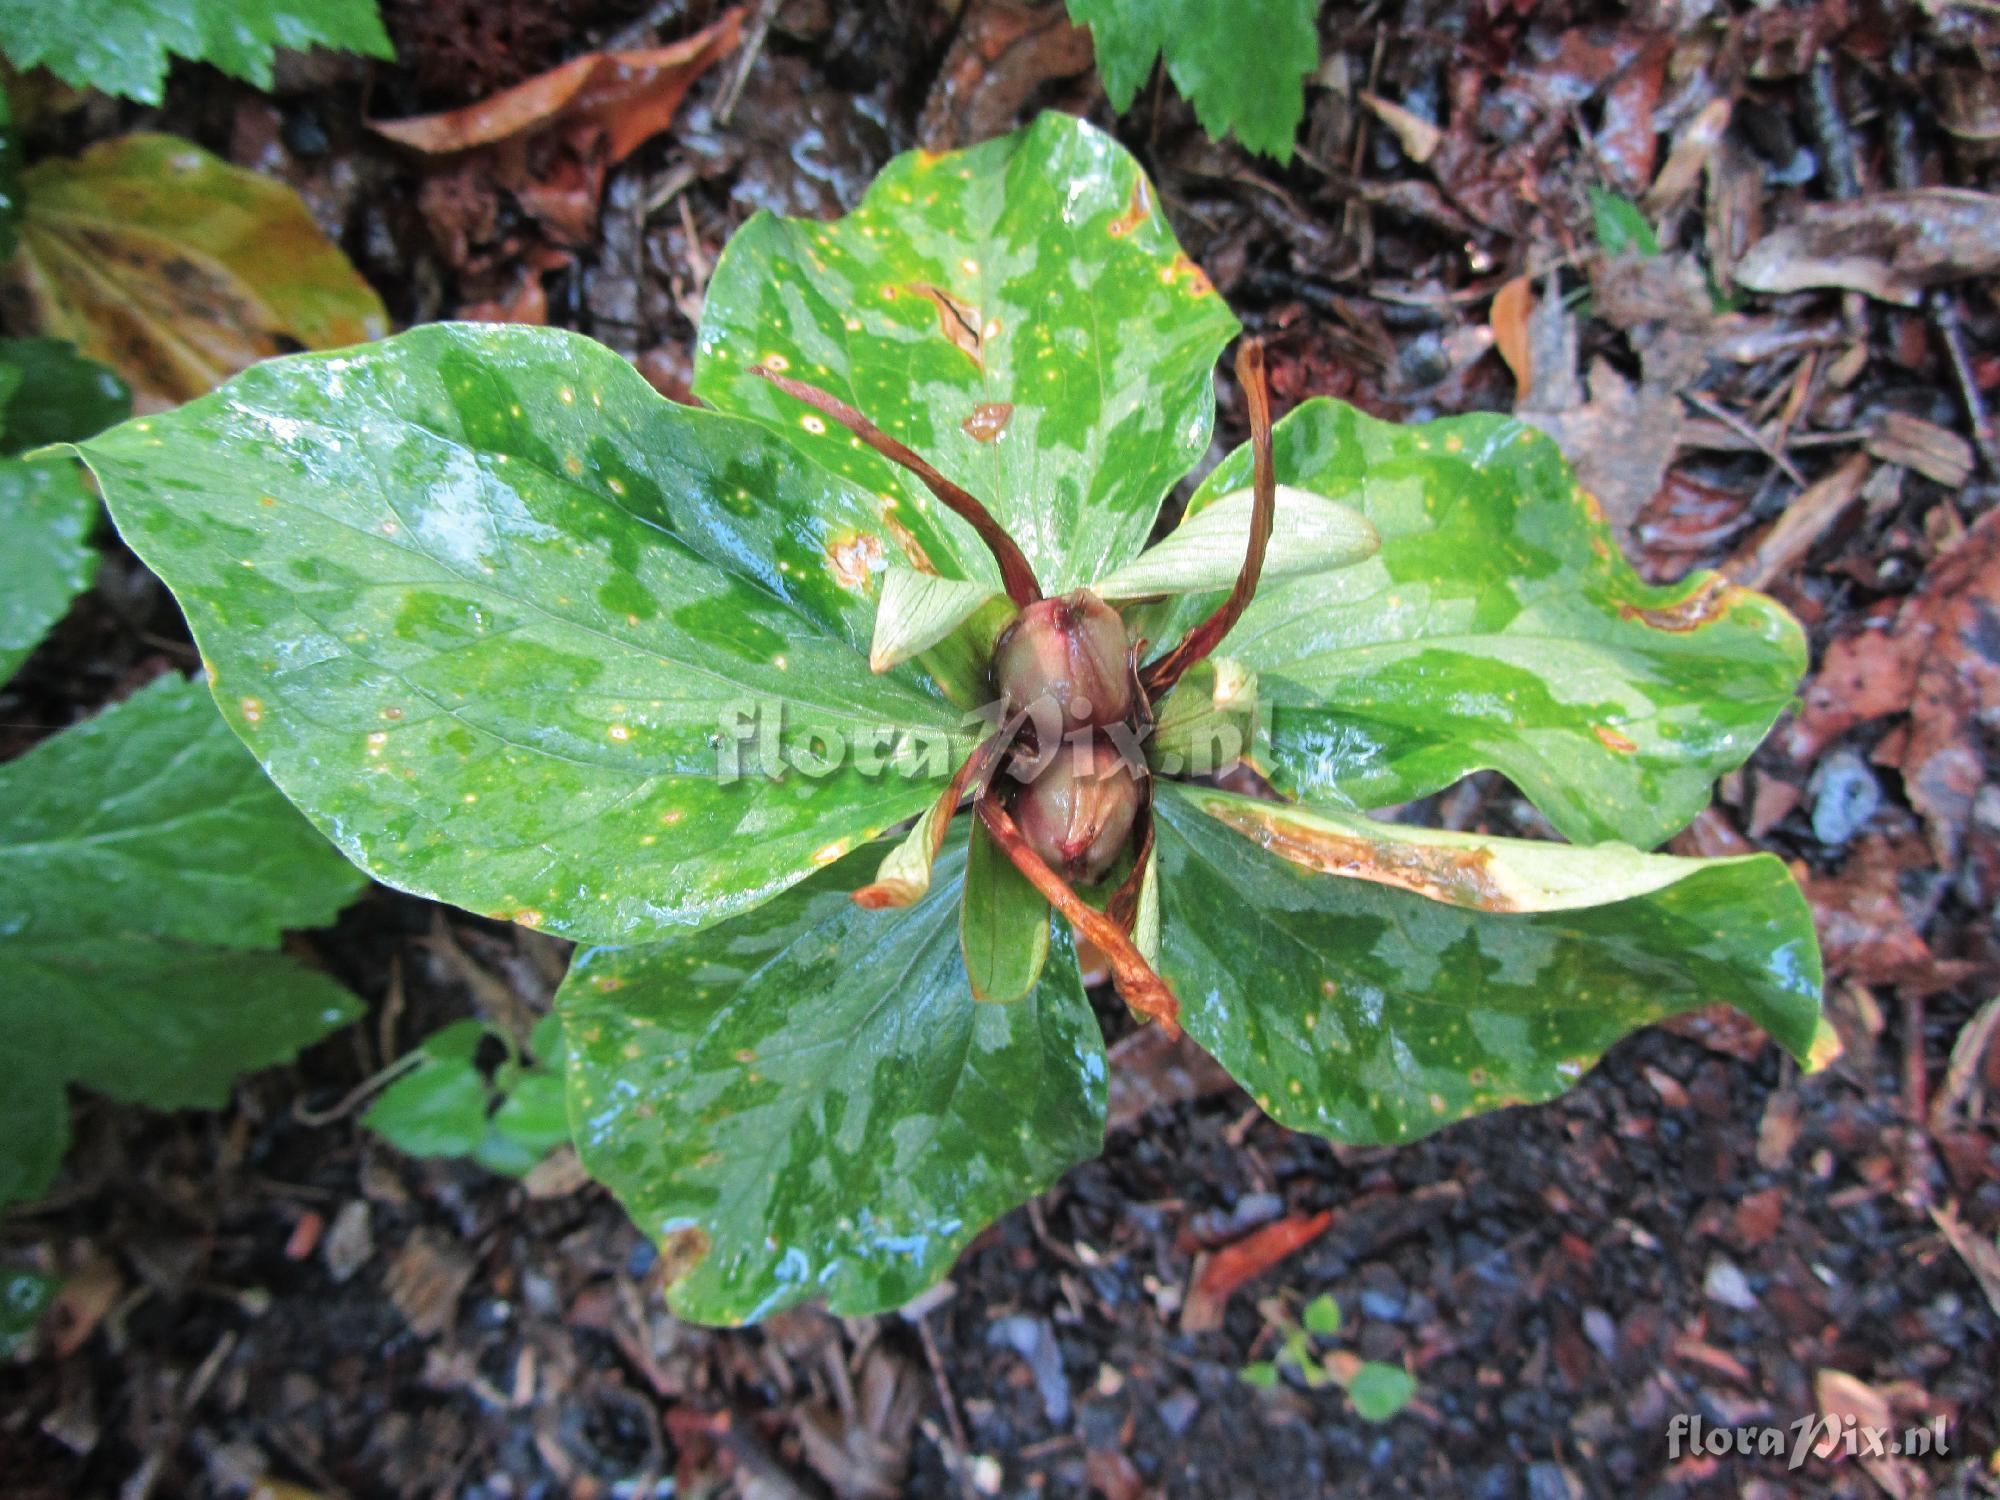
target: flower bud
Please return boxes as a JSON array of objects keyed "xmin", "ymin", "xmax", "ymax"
[
  {"xmin": 992, "ymin": 589, "xmax": 1133, "ymax": 730},
  {"xmin": 1013, "ymin": 736, "xmax": 1142, "ymax": 884}
]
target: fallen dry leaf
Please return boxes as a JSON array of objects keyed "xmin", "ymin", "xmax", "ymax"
[
  {"xmin": 371, "ymin": 12, "xmax": 744, "ymax": 162},
  {"xmin": 1180, "ymin": 1210, "xmax": 1333, "ymax": 1332},
  {"xmin": 1489, "ymin": 275, "xmax": 1534, "ymax": 398},
  {"xmin": 1735, "ymin": 188, "xmax": 2000, "ymax": 305},
  {"xmin": 372, "ymin": 11, "xmax": 743, "ymax": 259}
]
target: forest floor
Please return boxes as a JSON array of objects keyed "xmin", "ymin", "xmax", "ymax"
[{"xmin": 3, "ymin": 1, "xmax": 1999, "ymax": 1496}]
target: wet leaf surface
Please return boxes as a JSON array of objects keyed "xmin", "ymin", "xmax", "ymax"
[
  {"xmin": 0, "ymin": 456, "xmax": 97, "ymax": 685},
  {"xmin": 0, "ymin": 337, "xmax": 130, "ymax": 454},
  {"xmin": 693, "ymin": 113, "xmax": 1239, "ymax": 596},
  {"xmin": 1152, "ymin": 783, "xmax": 1823, "ymax": 1146},
  {"xmin": 559, "ymin": 833, "xmax": 1105, "ymax": 1323},
  {"xmin": 1174, "ymin": 399, "xmax": 1807, "ymax": 849},
  {"xmin": 0, "ymin": 674, "xmax": 364, "ymax": 1206},
  {"xmin": 10, "ymin": 134, "xmax": 388, "ymax": 407},
  {"xmin": 78, "ymin": 324, "xmax": 971, "ymax": 943}
]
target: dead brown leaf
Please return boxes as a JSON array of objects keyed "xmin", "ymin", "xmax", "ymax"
[
  {"xmin": 1736, "ymin": 189, "xmax": 2000, "ymax": 305},
  {"xmin": 384, "ymin": 1228, "xmax": 473, "ymax": 1339}
]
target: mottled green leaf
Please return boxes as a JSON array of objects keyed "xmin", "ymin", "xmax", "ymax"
[
  {"xmin": 13, "ymin": 134, "xmax": 388, "ymax": 407},
  {"xmin": 694, "ymin": 113, "xmax": 1239, "ymax": 596},
  {"xmin": 870, "ymin": 566, "xmax": 1007, "ymax": 674},
  {"xmin": 560, "ymin": 833, "xmax": 1106, "ymax": 1324},
  {"xmin": 0, "ymin": 0, "xmax": 393, "ymax": 105},
  {"xmin": 1179, "ymin": 399, "xmax": 1807, "ymax": 848},
  {"xmin": 1093, "ymin": 484, "xmax": 1376, "ymax": 600},
  {"xmin": 1065, "ymin": 0, "xmax": 1320, "ymax": 161},
  {"xmin": 961, "ymin": 814, "xmax": 1050, "ymax": 1003},
  {"xmin": 77, "ymin": 324, "xmax": 974, "ymax": 944},
  {"xmin": 1151, "ymin": 782, "xmax": 1823, "ymax": 1147},
  {"xmin": 0, "ymin": 455, "xmax": 97, "ymax": 684},
  {"xmin": 1, "ymin": 675, "xmax": 365, "ymax": 1206},
  {"xmin": 0, "ymin": 337, "xmax": 131, "ymax": 453},
  {"xmin": 1348, "ymin": 1362, "xmax": 1416, "ymax": 1422}
]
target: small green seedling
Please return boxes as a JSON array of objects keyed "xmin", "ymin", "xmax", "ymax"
[
  {"xmin": 364, "ymin": 1015, "xmax": 572, "ymax": 1178},
  {"xmin": 1241, "ymin": 1294, "xmax": 1416, "ymax": 1423}
]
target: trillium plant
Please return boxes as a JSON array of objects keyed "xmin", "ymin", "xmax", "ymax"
[{"xmin": 69, "ymin": 114, "xmax": 1830, "ymax": 1325}]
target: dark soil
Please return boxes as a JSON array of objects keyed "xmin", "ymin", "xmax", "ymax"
[{"xmin": 5, "ymin": 2, "xmax": 1999, "ymax": 1497}]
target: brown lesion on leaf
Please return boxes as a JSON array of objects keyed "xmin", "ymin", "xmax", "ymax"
[
  {"xmin": 1161, "ymin": 253, "xmax": 1215, "ymax": 296},
  {"xmin": 1108, "ymin": 179, "xmax": 1150, "ymax": 237},
  {"xmin": 962, "ymin": 402, "xmax": 1014, "ymax": 442},
  {"xmin": 824, "ymin": 528, "xmax": 884, "ymax": 593},
  {"xmin": 1617, "ymin": 575, "xmax": 1745, "ymax": 633},
  {"xmin": 655, "ymin": 1225, "xmax": 710, "ymax": 1289},
  {"xmin": 878, "ymin": 503, "xmax": 939, "ymax": 575},
  {"xmin": 902, "ymin": 282, "xmax": 983, "ymax": 367},
  {"xmin": 1592, "ymin": 724, "xmax": 1640, "ymax": 753},
  {"xmin": 1200, "ymin": 800, "xmax": 1524, "ymax": 912}
]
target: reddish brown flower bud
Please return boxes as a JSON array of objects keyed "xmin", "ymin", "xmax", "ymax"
[
  {"xmin": 1013, "ymin": 736, "xmax": 1143, "ymax": 884},
  {"xmin": 992, "ymin": 589, "xmax": 1133, "ymax": 730}
]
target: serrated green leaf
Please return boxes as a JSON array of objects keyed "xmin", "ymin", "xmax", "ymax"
[
  {"xmin": 1, "ymin": 675, "xmax": 364, "ymax": 1206},
  {"xmin": 694, "ymin": 113, "xmax": 1239, "ymax": 596},
  {"xmin": 1302, "ymin": 1292, "xmax": 1341, "ymax": 1335},
  {"xmin": 0, "ymin": 0, "xmax": 393, "ymax": 105},
  {"xmin": 77, "ymin": 324, "xmax": 976, "ymax": 944},
  {"xmin": 0, "ymin": 337, "xmax": 130, "ymax": 453},
  {"xmin": 1588, "ymin": 187, "xmax": 1660, "ymax": 258},
  {"xmin": 13, "ymin": 134, "xmax": 388, "ymax": 407},
  {"xmin": 1177, "ymin": 399, "xmax": 1807, "ymax": 848},
  {"xmin": 559, "ymin": 833, "xmax": 1106, "ymax": 1324},
  {"xmin": 961, "ymin": 814, "xmax": 1050, "ymax": 1003},
  {"xmin": 1066, "ymin": 0, "xmax": 1319, "ymax": 161},
  {"xmin": 1151, "ymin": 782, "xmax": 1822, "ymax": 1147},
  {"xmin": 1093, "ymin": 484, "xmax": 1377, "ymax": 601},
  {"xmin": 1347, "ymin": 1361, "xmax": 1416, "ymax": 1422},
  {"xmin": 0, "ymin": 455, "xmax": 97, "ymax": 684}
]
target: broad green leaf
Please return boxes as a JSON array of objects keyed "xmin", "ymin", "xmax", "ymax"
[
  {"xmin": 693, "ymin": 112, "xmax": 1239, "ymax": 596},
  {"xmin": 11, "ymin": 134, "xmax": 388, "ymax": 407},
  {"xmin": 1348, "ymin": 1362, "xmax": 1416, "ymax": 1422},
  {"xmin": 1179, "ymin": 399, "xmax": 1807, "ymax": 848},
  {"xmin": 0, "ymin": 0, "xmax": 393, "ymax": 105},
  {"xmin": 1, "ymin": 675, "xmax": 365, "ymax": 1206},
  {"xmin": 77, "ymin": 324, "xmax": 977, "ymax": 944},
  {"xmin": 0, "ymin": 455, "xmax": 96, "ymax": 683},
  {"xmin": 560, "ymin": 833, "xmax": 1107, "ymax": 1324},
  {"xmin": 1092, "ymin": 484, "xmax": 1377, "ymax": 600},
  {"xmin": 961, "ymin": 815, "xmax": 1050, "ymax": 1003},
  {"xmin": 1151, "ymin": 783, "xmax": 1822, "ymax": 1147},
  {"xmin": 1588, "ymin": 187, "xmax": 1660, "ymax": 258},
  {"xmin": 1065, "ymin": 0, "xmax": 1320, "ymax": 161},
  {"xmin": 0, "ymin": 337, "xmax": 131, "ymax": 453},
  {"xmin": 870, "ymin": 566, "xmax": 1007, "ymax": 672}
]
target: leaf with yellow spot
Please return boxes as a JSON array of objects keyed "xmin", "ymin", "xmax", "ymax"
[
  {"xmin": 558, "ymin": 831, "xmax": 1103, "ymax": 1323},
  {"xmin": 1151, "ymin": 782, "xmax": 1822, "ymax": 1146},
  {"xmin": 1163, "ymin": 398, "xmax": 1808, "ymax": 848}
]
